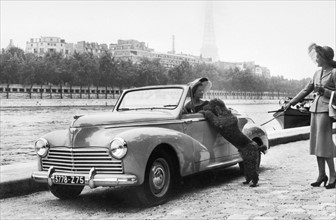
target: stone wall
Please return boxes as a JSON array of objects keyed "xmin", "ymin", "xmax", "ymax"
[{"xmin": 0, "ymin": 99, "xmax": 117, "ymax": 107}]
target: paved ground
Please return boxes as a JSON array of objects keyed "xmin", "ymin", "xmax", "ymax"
[{"xmin": 0, "ymin": 139, "xmax": 335, "ymax": 220}]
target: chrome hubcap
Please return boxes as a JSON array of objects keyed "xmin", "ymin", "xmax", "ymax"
[
  {"xmin": 152, "ymin": 166, "xmax": 165, "ymax": 189},
  {"xmin": 149, "ymin": 158, "xmax": 170, "ymax": 197}
]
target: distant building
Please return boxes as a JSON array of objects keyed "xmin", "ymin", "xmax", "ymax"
[
  {"xmin": 217, "ymin": 61, "xmax": 255, "ymax": 71},
  {"xmin": 216, "ymin": 61, "xmax": 270, "ymax": 77},
  {"xmin": 110, "ymin": 39, "xmax": 212, "ymax": 69},
  {"xmin": 23, "ymin": 36, "xmax": 271, "ymax": 76},
  {"xmin": 5, "ymin": 39, "xmax": 15, "ymax": 51},
  {"xmin": 109, "ymin": 39, "xmax": 153, "ymax": 64},
  {"xmin": 75, "ymin": 41, "xmax": 108, "ymax": 57},
  {"xmin": 110, "ymin": 39, "xmax": 151, "ymax": 52},
  {"xmin": 25, "ymin": 37, "xmax": 68, "ymax": 55},
  {"xmin": 255, "ymin": 65, "xmax": 263, "ymax": 75},
  {"xmin": 254, "ymin": 65, "xmax": 271, "ymax": 78},
  {"xmin": 25, "ymin": 37, "xmax": 108, "ymax": 57},
  {"xmin": 64, "ymin": 43, "xmax": 75, "ymax": 55},
  {"xmin": 260, "ymin": 66, "xmax": 271, "ymax": 78}
]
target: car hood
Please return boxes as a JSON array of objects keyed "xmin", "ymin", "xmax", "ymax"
[{"xmin": 71, "ymin": 111, "xmax": 177, "ymax": 127}]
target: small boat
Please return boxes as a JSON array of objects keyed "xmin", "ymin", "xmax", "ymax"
[{"xmin": 271, "ymin": 98, "xmax": 312, "ymax": 129}]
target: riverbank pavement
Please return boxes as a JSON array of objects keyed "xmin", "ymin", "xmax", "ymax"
[
  {"xmin": 1, "ymin": 125, "xmax": 336, "ymax": 199},
  {"xmin": 0, "ymin": 98, "xmax": 279, "ymax": 108}
]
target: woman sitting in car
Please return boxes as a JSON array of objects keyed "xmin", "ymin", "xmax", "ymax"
[{"xmin": 184, "ymin": 77, "xmax": 212, "ymax": 113}]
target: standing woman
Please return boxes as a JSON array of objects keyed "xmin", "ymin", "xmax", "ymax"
[{"xmin": 285, "ymin": 43, "xmax": 336, "ymax": 189}]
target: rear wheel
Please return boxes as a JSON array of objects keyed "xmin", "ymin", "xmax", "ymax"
[
  {"xmin": 136, "ymin": 150, "xmax": 173, "ymax": 207},
  {"xmin": 49, "ymin": 184, "xmax": 84, "ymax": 199}
]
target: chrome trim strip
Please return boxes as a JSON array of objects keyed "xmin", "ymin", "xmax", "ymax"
[
  {"xmin": 181, "ymin": 118, "xmax": 207, "ymax": 122},
  {"xmin": 206, "ymin": 158, "xmax": 242, "ymax": 169},
  {"xmin": 103, "ymin": 118, "xmax": 206, "ymax": 129},
  {"xmin": 104, "ymin": 120, "xmax": 183, "ymax": 129}
]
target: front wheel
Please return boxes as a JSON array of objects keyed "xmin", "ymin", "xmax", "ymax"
[
  {"xmin": 136, "ymin": 150, "xmax": 173, "ymax": 207},
  {"xmin": 49, "ymin": 184, "xmax": 84, "ymax": 199}
]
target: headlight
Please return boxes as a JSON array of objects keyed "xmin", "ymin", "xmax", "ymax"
[
  {"xmin": 110, "ymin": 137, "xmax": 127, "ymax": 159},
  {"xmin": 34, "ymin": 138, "xmax": 49, "ymax": 157}
]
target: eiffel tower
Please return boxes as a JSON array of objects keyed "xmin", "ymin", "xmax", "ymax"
[{"xmin": 200, "ymin": 1, "xmax": 219, "ymax": 61}]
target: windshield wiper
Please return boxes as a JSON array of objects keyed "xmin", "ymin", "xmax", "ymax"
[
  {"xmin": 118, "ymin": 107, "xmax": 155, "ymax": 111},
  {"xmin": 118, "ymin": 108, "xmax": 133, "ymax": 111}
]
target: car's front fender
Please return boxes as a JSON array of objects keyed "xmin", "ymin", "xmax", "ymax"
[
  {"xmin": 41, "ymin": 129, "xmax": 71, "ymax": 147},
  {"xmin": 114, "ymin": 127, "xmax": 205, "ymax": 184}
]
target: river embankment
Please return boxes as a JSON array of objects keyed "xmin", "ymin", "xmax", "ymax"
[
  {"xmin": 0, "ymin": 98, "xmax": 117, "ymax": 107},
  {"xmin": 0, "ymin": 98, "xmax": 279, "ymax": 108}
]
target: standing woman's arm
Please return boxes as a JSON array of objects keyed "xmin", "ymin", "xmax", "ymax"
[{"xmin": 290, "ymin": 77, "xmax": 315, "ymax": 106}]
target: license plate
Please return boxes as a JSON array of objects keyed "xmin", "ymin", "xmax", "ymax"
[{"xmin": 54, "ymin": 175, "xmax": 85, "ymax": 185}]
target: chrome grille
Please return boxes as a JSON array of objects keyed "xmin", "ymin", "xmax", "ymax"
[{"xmin": 42, "ymin": 147, "xmax": 123, "ymax": 174}]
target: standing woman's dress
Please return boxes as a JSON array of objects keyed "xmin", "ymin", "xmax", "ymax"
[{"xmin": 290, "ymin": 68, "xmax": 336, "ymax": 158}]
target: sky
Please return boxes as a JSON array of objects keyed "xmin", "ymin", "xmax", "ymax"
[{"xmin": 1, "ymin": 0, "xmax": 335, "ymax": 80}]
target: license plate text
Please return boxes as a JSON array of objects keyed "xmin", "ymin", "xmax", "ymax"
[{"xmin": 54, "ymin": 175, "xmax": 85, "ymax": 185}]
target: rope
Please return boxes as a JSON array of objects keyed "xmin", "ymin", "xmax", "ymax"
[{"xmin": 260, "ymin": 110, "xmax": 284, "ymax": 126}]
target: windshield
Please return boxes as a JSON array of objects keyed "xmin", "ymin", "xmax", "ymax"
[{"xmin": 117, "ymin": 88, "xmax": 184, "ymax": 111}]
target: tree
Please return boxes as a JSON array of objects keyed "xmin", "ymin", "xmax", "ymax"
[
  {"xmin": 192, "ymin": 63, "xmax": 221, "ymax": 89},
  {"xmin": 118, "ymin": 59, "xmax": 138, "ymax": 88},
  {"xmin": 0, "ymin": 46, "xmax": 312, "ymax": 97},
  {"xmin": 168, "ymin": 60, "xmax": 193, "ymax": 84},
  {"xmin": 135, "ymin": 58, "xmax": 167, "ymax": 86},
  {"xmin": 108, "ymin": 57, "xmax": 120, "ymax": 98},
  {"xmin": 43, "ymin": 52, "xmax": 66, "ymax": 85},
  {"xmin": 99, "ymin": 52, "xmax": 113, "ymax": 98},
  {"xmin": 0, "ymin": 47, "xmax": 25, "ymax": 84}
]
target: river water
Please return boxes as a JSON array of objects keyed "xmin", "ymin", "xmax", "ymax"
[{"xmin": 0, "ymin": 103, "xmax": 282, "ymax": 165}]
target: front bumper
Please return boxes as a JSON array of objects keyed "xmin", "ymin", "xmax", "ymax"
[{"xmin": 31, "ymin": 167, "xmax": 138, "ymax": 188}]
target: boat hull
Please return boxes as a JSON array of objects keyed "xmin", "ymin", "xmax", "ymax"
[{"xmin": 274, "ymin": 108, "xmax": 310, "ymax": 129}]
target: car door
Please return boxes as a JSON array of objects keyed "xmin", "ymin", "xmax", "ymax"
[
  {"xmin": 180, "ymin": 113, "xmax": 235, "ymax": 172},
  {"xmin": 229, "ymin": 116, "xmax": 250, "ymax": 160}
]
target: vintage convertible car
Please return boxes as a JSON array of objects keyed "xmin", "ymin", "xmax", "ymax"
[{"xmin": 31, "ymin": 83, "xmax": 269, "ymax": 206}]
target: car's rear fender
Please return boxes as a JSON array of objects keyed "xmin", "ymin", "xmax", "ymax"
[{"xmin": 242, "ymin": 123, "xmax": 269, "ymax": 149}]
